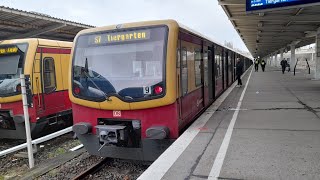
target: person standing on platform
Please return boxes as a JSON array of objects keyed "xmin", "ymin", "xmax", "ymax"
[
  {"xmin": 236, "ymin": 58, "xmax": 243, "ymax": 87},
  {"xmin": 280, "ymin": 58, "xmax": 287, "ymax": 74},
  {"xmin": 261, "ymin": 59, "xmax": 266, "ymax": 72},
  {"xmin": 254, "ymin": 59, "xmax": 259, "ymax": 72}
]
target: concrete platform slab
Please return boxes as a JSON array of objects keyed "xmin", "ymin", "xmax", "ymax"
[
  {"xmin": 220, "ymin": 129, "xmax": 320, "ymax": 180},
  {"xmin": 139, "ymin": 68, "xmax": 320, "ymax": 180}
]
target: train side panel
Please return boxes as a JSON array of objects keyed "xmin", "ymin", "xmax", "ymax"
[{"xmin": 0, "ymin": 39, "xmax": 72, "ymax": 139}]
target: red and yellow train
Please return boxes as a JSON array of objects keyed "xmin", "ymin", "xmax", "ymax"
[
  {"xmin": 71, "ymin": 20, "xmax": 252, "ymax": 161},
  {"xmin": 0, "ymin": 39, "xmax": 72, "ymax": 139}
]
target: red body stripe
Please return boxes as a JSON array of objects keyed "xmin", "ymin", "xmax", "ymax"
[
  {"xmin": 72, "ymin": 102, "xmax": 180, "ymax": 139},
  {"xmin": 0, "ymin": 90, "xmax": 71, "ymax": 123},
  {"xmin": 36, "ymin": 47, "xmax": 71, "ymax": 54}
]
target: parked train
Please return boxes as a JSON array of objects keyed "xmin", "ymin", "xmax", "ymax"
[
  {"xmin": 71, "ymin": 20, "xmax": 252, "ymax": 161},
  {"xmin": 0, "ymin": 39, "xmax": 72, "ymax": 139}
]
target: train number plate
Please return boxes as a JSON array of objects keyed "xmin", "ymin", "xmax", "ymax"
[
  {"xmin": 143, "ymin": 86, "xmax": 152, "ymax": 95},
  {"xmin": 113, "ymin": 110, "xmax": 121, "ymax": 117}
]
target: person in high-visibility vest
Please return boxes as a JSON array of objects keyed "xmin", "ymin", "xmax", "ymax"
[
  {"xmin": 254, "ymin": 59, "xmax": 259, "ymax": 72},
  {"xmin": 261, "ymin": 60, "xmax": 266, "ymax": 72}
]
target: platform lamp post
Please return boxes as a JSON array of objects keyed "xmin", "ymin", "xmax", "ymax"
[{"xmin": 20, "ymin": 74, "xmax": 34, "ymax": 168}]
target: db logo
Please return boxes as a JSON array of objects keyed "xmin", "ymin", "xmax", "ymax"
[{"xmin": 113, "ymin": 111, "xmax": 121, "ymax": 117}]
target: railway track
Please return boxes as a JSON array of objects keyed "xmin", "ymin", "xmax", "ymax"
[{"xmin": 72, "ymin": 157, "xmax": 110, "ymax": 180}]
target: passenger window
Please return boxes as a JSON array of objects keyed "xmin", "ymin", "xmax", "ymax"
[
  {"xmin": 194, "ymin": 50, "xmax": 202, "ymax": 87},
  {"xmin": 181, "ymin": 48, "xmax": 188, "ymax": 95},
  {"xmin": 43, "ymin": 57, "xmax": 56, "ymax": 93}
]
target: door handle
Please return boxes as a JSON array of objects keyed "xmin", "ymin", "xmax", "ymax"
[{"xmin": 36, "ymin": 77, "xmax": 41, "ymax": 108}]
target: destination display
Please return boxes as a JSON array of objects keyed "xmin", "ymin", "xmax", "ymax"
[
  {"xmin": 247, "ymin": 0, "xmax": 320, "ymax": 12},
  {"xmin": 89, "ymin": 30, "xmax": 151, "ymax": 45},
  {"xmin": 0, "ymin": 46, "xmax": 18, "ymax": 55}
]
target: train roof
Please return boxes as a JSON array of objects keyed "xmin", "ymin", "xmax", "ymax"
[
  {"xmin": 177, "ymin": 22, "xmax": 252, "ymax": 59},
  {"xmin": 75, "ymin": 19, "xmax": 252, "ymax": 60},
  {"xmin": 0, "ymin": 38, "xmax": 72, "ymax": 48}
]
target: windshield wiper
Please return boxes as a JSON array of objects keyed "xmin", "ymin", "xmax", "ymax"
[{"xmin": 83, "ymin": 58, "xmax": 112, "ymax": 101}]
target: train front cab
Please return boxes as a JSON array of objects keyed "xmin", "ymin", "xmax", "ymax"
[
  {"xmin": 70, "ymin": 20, "xmax": 251, "ymax": 161},
  {"xmin": 0, "ymin": 39, "xmax": 72, "ymax": 139}
]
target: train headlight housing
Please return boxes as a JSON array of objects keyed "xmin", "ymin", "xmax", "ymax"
[{"xmin": 154, "ymin": 86, "xmax": 163, "ymax": 95}]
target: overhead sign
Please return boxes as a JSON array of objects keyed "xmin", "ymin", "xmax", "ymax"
[
  {"xmin": 89, "ymin": 30, "xmax": 151, "ymax": 45},
  {"xmin": 247, "ymin": 0, "xmax": 320, "ymax": 12}
]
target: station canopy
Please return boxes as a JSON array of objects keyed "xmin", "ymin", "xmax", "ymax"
[
  {"xmin": 0, "ymin": 6, "xmax": 94, "ymax": 42},
  {"xmin": 218, "ymin": 0, "xmax": 320, "ymax": 58}
]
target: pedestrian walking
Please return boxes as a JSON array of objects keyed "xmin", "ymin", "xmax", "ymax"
[
  {"xmin": 254, "ymin": 59, "xmax": 259, "ymax": 72},
  {"xmin": 236, "ymin": 58, "xmax": 243, "ymax": 87},
  {"xmin": 286, "ymin": 61, "xmax": 290, "ymax": 72},
  {"xmin": 280, "ymin": 58, "xmax": 287, "ymax": 74},
  {"xmin": 261, "ymin": 59, "xmax": 266, "ymax": 72}
]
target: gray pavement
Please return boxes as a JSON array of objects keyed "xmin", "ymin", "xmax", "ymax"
[{"xmin": 161, "ymin": 67, "xmax": 320, "ymax": 180}]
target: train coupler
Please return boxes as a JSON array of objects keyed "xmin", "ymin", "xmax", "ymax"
[{"xmin": 96, "ymin": 125, "xmax": 128, "ymax": 149}]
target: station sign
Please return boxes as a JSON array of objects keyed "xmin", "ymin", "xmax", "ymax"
[{"xmin": 246, "ymin": 0, "xmax": 320, "ymax": 12}]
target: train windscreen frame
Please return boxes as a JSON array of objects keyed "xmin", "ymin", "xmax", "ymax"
[
  {"xmin": 72, "ymin": 26, "xmax": 169, "ymax": 102},
  {"xmin": 0, "ymin": 43, "xmax": 28, "ymax": 97},
  {"xmin": 246, "ymin": 0, "xmax": 320, "ymax": 12}
]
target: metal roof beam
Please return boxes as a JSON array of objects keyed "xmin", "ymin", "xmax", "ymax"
[
  {"xmin": 230, "ymin": 15, "xmax": 320, "ymax": 22},
  {"xmin": 8, "ymin": 23, "xmax": 67, "ymax": 39},
  {"xmin": 218, "ymin": 0, "xmax": 245, "ymax": 6},
  {"xmin": 0, "ymin": 6, "xmax": 92, "ymax": 28},
  {"xmin": 236, "ymin": 25, "xmax": 318, "ymax": 32},
  {"xmin": 305, "ymin": 31, "xmax": 317, "ymax": 38},
  {"xmin": 240, "ymin": 32, "xmax": 304, "ymax": 36}
]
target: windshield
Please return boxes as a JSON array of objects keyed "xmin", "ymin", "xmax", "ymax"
[
  {"xmin": 72, "ymin": 26, "xmax": 168, "ymax": 102},
  {"xmin": 0, "ymin": 44, "xmax": 28, "ymax": 97}
]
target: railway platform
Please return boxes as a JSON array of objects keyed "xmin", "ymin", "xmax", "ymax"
[{"xmin": 139, "ymin": 66, "xmax": 320, "ymax": 180}]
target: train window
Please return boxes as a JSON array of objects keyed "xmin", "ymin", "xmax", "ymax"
[
  {"xmin": 194, "ymin": 50, "xmax": 202, "ymax": 87},
  {"xmin": 181, "ymin": 47, "xmax": 188, "ymax": 95},
  {"xmin": 43, "ymin": 57, "xmax": 56, "ymax": 93}
]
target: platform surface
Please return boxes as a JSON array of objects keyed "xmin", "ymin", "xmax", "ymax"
[{"xmin": 139, "ymin": 67, "xmax": 320, "ymax": 180}]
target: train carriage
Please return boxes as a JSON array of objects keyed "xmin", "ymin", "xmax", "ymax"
[
  {"xmin": 0, "ymin": 39, "xmax": 72, "ymax": 139},
  {"xmin": 71, "ymin": 20, "xmax": 252, "ymax": 161}
]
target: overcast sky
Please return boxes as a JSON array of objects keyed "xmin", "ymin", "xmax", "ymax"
[{"xmin": 1, "ymin": 0, "xmax": 249, "ymax": 52}]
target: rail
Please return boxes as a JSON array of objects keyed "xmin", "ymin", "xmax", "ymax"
[{"xmin": 72, "ymin": 157, "xmax": 109, "ymax": 180}]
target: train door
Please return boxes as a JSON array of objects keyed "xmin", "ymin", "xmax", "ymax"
[
  {"xmin": 33, "ymin": 49, "xmax": 44, "ymax": 114},
  {"xmin": 232, "ymin": 53, "xmax": 236, "ymax": 81},
  {"xmin": 180, "ymin": 44, "xmax": 189, "ymax": 122},
  {"xmin": 40, "ymin": 49, "xmax": 65, "ymax": 113},
  {"xmin": 177, "ymin": 39, "xmax": 182, "ymax": 123},
  {"xmin": 195, "ymin": 47, "xmax": 204, "ymax": 111},
  {"xmin": 215, "ymin": 46, "xmax": 223, "ymax": 97},
  {"xmin": 228, "ymin": 51, "xmax": 233, "ymax": 86},
  {"xmin": 207, "ymin": 46, "xmax": 214, "ymax": 102},
  {"xmin": 234, "ymin": 54, "xmax": 237, "ymax": 81},
  {"xmin": 223, "ymin": 49, "xmax": 228, "ymax": 89},
  {"xmin": 203, "ymin": 45, "xmax": 209, "ymax": 106}
]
